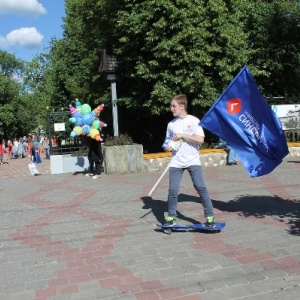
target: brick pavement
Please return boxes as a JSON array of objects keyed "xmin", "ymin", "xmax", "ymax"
[{"xmin": 0, "ymin": 155, "xmax": 300, "ymax": 299}]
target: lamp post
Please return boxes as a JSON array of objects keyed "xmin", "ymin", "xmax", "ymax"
[
  {"xmin": 46, "ymin": 107, "xmax": 52, "ymax": 155},
  {"xmin": 99, "ymin": 46, "xmax": 119, "ymax": 137},
  {"xmin": 0, "ymin": 121, "xmax": 3, "ymax": 140}
]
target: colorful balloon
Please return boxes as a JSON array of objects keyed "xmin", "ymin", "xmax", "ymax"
[
  {"xmin": 70, "ymin": 126, "xmax": 83, "ymax": 137},
  {"xmin": 82, "ymin": 125, "xmax": 91, "ymax": 135},
  {"xmin": 92, "ymin": 120, "xmax": 107, "ymax": 129},
  {"xmin": 69, "ymin": 101, "xmax": 107, "ymax": 140},
  {"xmin": 82, "ymin": 113, "xmax": 93, "ymax": 125},
  {"xmin": 80, "ymin": 104, "xmax": 92, "ymax": 115}
]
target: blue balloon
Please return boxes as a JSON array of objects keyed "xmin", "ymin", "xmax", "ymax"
[{"xmin": 82, "ymin": 113, "xmax": 93, "ymax": 125}]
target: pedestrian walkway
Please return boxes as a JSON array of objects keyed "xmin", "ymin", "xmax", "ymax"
[
  {"xmin": 0, "ymin": 157, "xmax": 50, "ymax": 179},
  {"xmin": 0, "ymin": 155, "xmax": 299, "ymax": 299}
]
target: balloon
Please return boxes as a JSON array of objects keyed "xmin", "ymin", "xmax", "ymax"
[
  {"xmin": 82, "ymin": 113, "xmax": 93, "ymax": 125},
  {"xmin": 92, "ymin": 104, "xmax": 105, "ymax": 118},
  {"xmin": 92, "ymin": 120, "xmax": 107, "ymax": 129},
  {"xmin": 94, "ymin": 133, "xmax": 102, "ymax": 141},
  {"xmin": 82, "ymin": 125, "xmax": 91, "ymax": 135},
  {"xmin": 75, "ymin": 99, "xmax": 81, "ymax": 112},
  {"xmin": 69, "ymin": 104, "xmax": 81, "ymax": 118},
  {"xmin": 80, "ymin": 104, "xmax": 92, "ymax": 115},
  {"xmin": 70, "ymin": 126, "xmax": 83, "ymax": 137},
  {"xmin": 89, "ymin": 128, "xmax": 99, "ymax": 139},
  {"xmin": 69, "ymin": 101, "xmax": 107, "ymax": 140},
  {"xmin": 70, "ymin": 117, "xmax": 83, "ymax": 126}
]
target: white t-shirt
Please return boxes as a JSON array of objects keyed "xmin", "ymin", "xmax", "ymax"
[{"xmin": 165, "ymin": 114, "xmax": 204, "ymax": 168}]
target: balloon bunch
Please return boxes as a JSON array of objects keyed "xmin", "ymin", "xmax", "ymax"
[{"xmin": 69, "ymin": 99, "xmax": 107, "ymax": 141}]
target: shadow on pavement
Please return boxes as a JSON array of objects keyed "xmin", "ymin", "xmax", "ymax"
[
  {"xmin": 140, "ymin": 194, "xmax": 204, "ymax": 225},
  {"xmin": 212, "ymin": 195, "xmax": 300, "ymax": 236},
  {"xmin": 73, "ymin": 171, "xmax": 87, "ymax": 176},
  {"xmin": 140, "ymin": 196, "xmax": 166, "ymax": 224},
  {"xmin": 287, "ymin": 160, "xmax": 300, "ymax": 163},
  {"xmin": 141, "ymin": 194, "xmax": 300, "ymax": 236}
]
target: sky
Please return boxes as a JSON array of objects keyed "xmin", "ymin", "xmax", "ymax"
[{"xmin": 0, "ymin": 0, "xmax": 65, "ymax": 62}]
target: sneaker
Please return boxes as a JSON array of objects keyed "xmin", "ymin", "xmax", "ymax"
[
  {"xmin": 86, "ymin": 173, "xmax": 93, "ymax": 177},
  {"xmin": 93, "ymin": 175, "xmax": 101, "ymax": 179},
  {"xmin": 205, "ymin": 216, "xmax": 215, "ymax": 228},
  {"xmin": 164, "ymin": 215, "xmax": 176, "ymax": 225}
]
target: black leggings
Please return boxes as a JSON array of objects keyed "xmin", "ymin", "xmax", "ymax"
[{"xmin": 89, "ymin": 160, "xmax": 102, "ymax": 175}]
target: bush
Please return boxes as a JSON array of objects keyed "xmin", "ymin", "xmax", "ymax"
[{"xmin": 103, "ymin": 133, "xmax": 135, "ymax": 146}]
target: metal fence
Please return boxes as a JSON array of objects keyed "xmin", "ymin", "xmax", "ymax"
[{"xmin": 46, "ymin": 109, "xmax": 89, "ymax": 156}]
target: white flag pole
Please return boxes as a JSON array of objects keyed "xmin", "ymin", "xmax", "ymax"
[{"xmin": 148, "ymin": 163, "xmax": 170, "ymax": 196}]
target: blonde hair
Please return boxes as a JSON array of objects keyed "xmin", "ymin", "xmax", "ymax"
[{"xmin": 171, "ymin": 94, "xmax": 188, "ymax": 111}]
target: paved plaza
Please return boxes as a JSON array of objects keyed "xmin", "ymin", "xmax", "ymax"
[{"xmin": 0, "ymin": 154, "xmax": 300, "ymax": 300}]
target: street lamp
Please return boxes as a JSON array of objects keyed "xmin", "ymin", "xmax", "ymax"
[
  {"xmin": 0, "ymin": 121, "xmax": 3, "ymax": 140},
  {"xmin": 99, "ymin": 46, "xmax": 119, "ymax": 137},
  {"xmin": 46, "ymin": 107, "xmax": 52, "ymax": 155}
]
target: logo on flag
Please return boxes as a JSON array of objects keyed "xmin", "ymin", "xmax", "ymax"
[
  {"xmin": 200, "ymin": 65, "xmax": 289, "ymax": 177},
  {"xmin": 227, "ymin": 98, "xmax": 242, "ymax": 114}
]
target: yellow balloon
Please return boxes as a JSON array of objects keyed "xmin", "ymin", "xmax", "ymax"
[
  {"xmin": 89, "ymin": 128, "xmax": 99, "ymax": 139},
  {"xmin": 74, "ymin": 126, "xmax": 82, "ymax": 135}
]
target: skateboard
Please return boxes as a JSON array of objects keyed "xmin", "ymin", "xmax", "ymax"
[{"xmin": 157, "ymin": 222, "xmax": 225, "ymax": 235}]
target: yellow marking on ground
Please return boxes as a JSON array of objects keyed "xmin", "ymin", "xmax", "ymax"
[{"xmin": 143, "ymin": 142, "xmax": 300, "ymax": 160}]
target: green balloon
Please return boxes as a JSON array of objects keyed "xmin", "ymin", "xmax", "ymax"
[
  {"xmin": 92, "ymin": 120, "xmax": 100, "ymax": 129},
  {"xmin": 80, "ymin": 104, "xmax": 91, "ymax": 115}
]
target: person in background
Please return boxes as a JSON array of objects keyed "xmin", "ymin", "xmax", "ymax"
[
  {"xmin": 84, "ymin": 136, "xmax": 103, "ymax": 179},
  {"xmin": 18, "ymin": 137, "xmax": 24, "ymax": 158},
  {"xmin": 43, "ymin": 137, "xmax": 50, "ymax": 159},
  {"xmin": 7, "ymin": 140, "xmax": 12, "ymax": 159},
  {"xmin": 12, "ymin": 138, "xmax": 19, "ymax": 159},
  {"xmin": 1, "ymin": 140, "xmax": 6, "ymax": 163},
  {"xmin": 27, "ymin": 136, "xmax": 35, "ymax": 162},
  {"xmin": 33, "ymin": 136, "xmax": 42, "ymax": 163},
  {"xmin": 218, "ymin": 138, "xmax": 238, "ymax": 165},
  {"xmin": 162, "ymin": 94, "xmax": 215, "ymax": 228},
  {"xmin": 0, "ymin": 140, "xmax": 4, "ymax": 164}
]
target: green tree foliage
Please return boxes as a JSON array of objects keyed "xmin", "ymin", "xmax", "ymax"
[
  {"xmin": 40, "ymin": 0, "xmax": 253, "ymax": 115},
  {"xmin": 115, "ymin": 0, "xmax": 252, "ymax": 114},
  {"xmin": 0, "ymin": 51, "xmax": 44, "ymax": 138},
  {"xmin": 0, "ymin": 51, "xmax": 23, "ymax": 106},
  {"xmin": 45, "ymin": 0, "xmax": 120, "ymax": 107},
  {"xmin": 246, "ymin": 0, "xmax": 300, "ymax": 95}
]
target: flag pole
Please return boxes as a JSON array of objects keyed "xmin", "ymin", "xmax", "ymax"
[{"xmin": 148, "ymin": 163, "xmax": 170, "ymax": 197}]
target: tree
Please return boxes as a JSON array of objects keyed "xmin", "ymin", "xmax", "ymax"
[
  {"xmin": 0, "ymin": 50, "xmax": 44, "ymax": 138},
  {"xmin": 115, "ymin": 0, "xmax": 252, "ymax": 114},
  {"xmin": 46, "ymin": 0, "xmax": 117, "ymax": 107},
  {"xmin": 246, "ymin": 0, "xmax": 300, "ymax": 95},
  {"xmin": 43, "ymin": 0, "xmax": 254, "ymax": 115}
]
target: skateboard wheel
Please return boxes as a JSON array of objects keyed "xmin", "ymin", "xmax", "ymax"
[{"xmin": 163, "ymin": 229, "xmax": 172, "ymax": 235}]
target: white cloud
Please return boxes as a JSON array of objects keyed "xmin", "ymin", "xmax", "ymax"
[
  {"xmin": 0, "ymin": 0, "xmax": 46, "ymax": 17},
  {"xmin": 0, "ymin": 36, "xmax": 7, "ymax": 47},
  {"xmin": 0, "ymin": 27, "xmax": 43, "ymax": 49}
]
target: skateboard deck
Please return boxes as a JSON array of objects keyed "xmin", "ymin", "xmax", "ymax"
[{"xmin": 157, "ymin": 222, "xmax": 225, "ymax": 235}]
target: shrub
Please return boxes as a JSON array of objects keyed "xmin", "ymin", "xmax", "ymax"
[{"xmin": 103, "ymin": 133, "xmax": 135, "ymax": 146}]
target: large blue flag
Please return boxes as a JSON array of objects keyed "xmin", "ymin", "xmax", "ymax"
[{"xmin": 200, "ymin": 65, "xmax": 289, "ymax": 177}]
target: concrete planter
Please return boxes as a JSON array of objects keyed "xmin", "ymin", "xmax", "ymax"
[{"xmin": 103, "ymin": 144, "xmax": 143, "ymax": 175}]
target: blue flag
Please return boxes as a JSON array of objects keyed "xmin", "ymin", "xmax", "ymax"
[{"xmin": 200, "ymin": 65, "xmax": 289, "ymax": 177}]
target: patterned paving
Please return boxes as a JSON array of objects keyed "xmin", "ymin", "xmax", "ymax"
[{"xmin": 0, "ymin": 154, "xmax": 299, "ymax": 299}]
